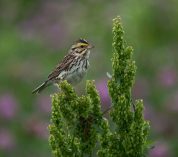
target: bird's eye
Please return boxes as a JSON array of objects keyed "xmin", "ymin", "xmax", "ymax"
[{"xmin": 80, "ymin": 45, "xmax": 84, "ymax": 48}]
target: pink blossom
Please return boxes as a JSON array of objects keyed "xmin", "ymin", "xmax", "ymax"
[
  {"xmin": 24, "ymin": 117, "xmax": 49, "ymax": 139},
  {"xmin": 0, "ymin": 129, "xmax": 15, "ymax": 150},
  {"xmin": 144, "ymin": 102, "xmax": 175, "ymax": 135},
  {"xmin": 157, "ymin": 67, "xmax": 177, "ymax": 88},
  {"xmin": 0, "ymin": 94, "xmax": 18, "ymax": 120},
  {"xmin": 19, "ymin": 1, "xmax": 70, "ymax": 49},
  {"xmin": 96, "ymin": 79, "xmax": 111, "ymax": 105},
  {"xmin": 149, "ymin": 142, "xmax": 170, "ymax": 157}
]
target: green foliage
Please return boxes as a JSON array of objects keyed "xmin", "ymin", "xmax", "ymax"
[
  {"xmin": 106, "ymin": 16, "xmax": 150, "ymax": 157},
  {"xmin": 49, "ymin": 16, "xmax": 150, "ymax": 157},
  {"xmin": 49, "ymin": 80, "xmax": 103, "ymax": 156}
]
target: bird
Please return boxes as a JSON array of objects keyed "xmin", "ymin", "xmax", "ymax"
[{"xmin": 32, "ymin": 38, "xmax": 94, "ymax": 94}]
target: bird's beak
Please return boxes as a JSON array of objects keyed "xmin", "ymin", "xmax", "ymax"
[{"xmin": 87, "ymin": 44, "xmax": 94, "ymax": 49}]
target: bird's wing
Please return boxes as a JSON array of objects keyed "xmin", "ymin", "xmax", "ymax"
[{"xmin": 47, "ymin": 53, "xmax": 76, "ymax": 81}]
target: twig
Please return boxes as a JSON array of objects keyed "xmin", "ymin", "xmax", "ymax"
[
  {"xmin": 102, "ymin": 105, "xmax": 113, "ymax": 116},
  {"xmin": 131, "ymin": 98, "xmax": 136, "ymax": 112}
]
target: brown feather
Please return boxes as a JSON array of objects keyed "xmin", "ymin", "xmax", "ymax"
[{"xmin": 47, "ymin": 53, "xmax": 76, "ymax": 81}]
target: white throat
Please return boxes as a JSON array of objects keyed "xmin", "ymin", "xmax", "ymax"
[{"xmin": 85, "ymin": 50, "xmax": 90, "ymax": 59}]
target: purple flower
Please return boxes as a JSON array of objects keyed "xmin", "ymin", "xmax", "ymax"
[
  {"xmin": 0, "ymin": 94, "xmax": 18, "ymax": 120},
  {"xmin": 19, "ymin": 1, "xmax": 70, "ymax": 49},
  {"xmin": 96, "ymin": 79, "xmax": 111, "ymax": 106},
  {"xmin": 149, "ymin": 142, "xmax": 170, "ymax": 157},
  {"xmin": 0, "ymin": 129, "xmax": 15, "ymax": 150},
  {"xmin": 36, "ymin": 95, "xmax": 51, "ymax": 114},
  {"xmin": 157, "ymin": 67, "xmax": 177, "ymax": 88},
  {"xmin": 24, "ymin": 116, "xmax": 49, "ymax": 139},
  {"xmin": 144, "ymin": 102, "xmax": 174, "ymax": 135}
]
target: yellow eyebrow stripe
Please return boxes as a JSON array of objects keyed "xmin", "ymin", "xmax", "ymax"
[{"xmin": 78, "ymin": 43, "xmax": 88, "ymax": 46}]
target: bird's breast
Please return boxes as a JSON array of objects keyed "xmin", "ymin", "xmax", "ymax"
[{"xmin": 65, "ymin": 58, "xmax": 89, "ymax": 85}]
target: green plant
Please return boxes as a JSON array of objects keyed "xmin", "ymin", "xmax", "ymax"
[{"xmin": 48, "ymin": 16, "xmax": 150, "ymax": 157}]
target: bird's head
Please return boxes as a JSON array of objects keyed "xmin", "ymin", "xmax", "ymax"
[{"xmin": 70, "ymin": 38, "xmax": 94, "ymax": 56}]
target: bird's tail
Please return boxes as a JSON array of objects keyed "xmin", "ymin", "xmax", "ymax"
[{"xmin": 32, "ymin": 81, "xmax": 49, "ymax": 94}]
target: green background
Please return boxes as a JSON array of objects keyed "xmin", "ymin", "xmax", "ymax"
[{"xmin": 0, "ymin": 0, "xmax": 177, "ymax": 156}]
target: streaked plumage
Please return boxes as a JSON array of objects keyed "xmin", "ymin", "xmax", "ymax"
[{"xmin": 32, "ymin": 39, "xmax": 94, "ymax": 94}]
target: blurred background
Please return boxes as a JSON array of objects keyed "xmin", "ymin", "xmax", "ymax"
[{"xmin": 0, "ymin": 0, "xmax": 178, "ymax": 156}]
